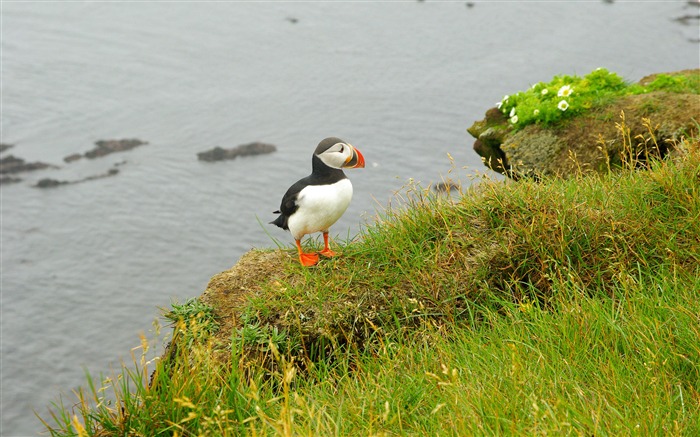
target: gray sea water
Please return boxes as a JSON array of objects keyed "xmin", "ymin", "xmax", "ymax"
[{"xmin": 1, "ymin": 1, "xmax": 698, "ymax": 435}]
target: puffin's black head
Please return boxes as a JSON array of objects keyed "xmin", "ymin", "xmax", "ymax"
[{"xmin": 314, "ymin": 137, "xmax": 365, "ymax": 170}]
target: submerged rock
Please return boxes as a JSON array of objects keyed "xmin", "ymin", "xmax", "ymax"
[
  {"xmin": 0, "ymin": 176, "xmax": 22, "ymax": 185},
  {"xmin": 34, "ymin": 168, "xmax": 120, "ymax": 189},
  {"xmin": 197, "ymin": 142, "xmax": 277, "ymax": 162},
  {"xmin": 35, "ymin": 178, "xmax": 68, "ymax": 188},
  {"xmin": 63, "ymin": 153, "xmax": 83, "ymax": 163},
  {"xmin": 61, "ymin": 139, "xmax": 146, "ymax": 162},
  {"xmin": 0, "ymin": 155, "xmax": 54, "ymax": 174},
  {"xmin": 84, "ymin": 139, "xmax": 148, "ymax": 159},
  {"xmin": 468, "ymin": 69, "xmax": 700, "ymax": 179}
]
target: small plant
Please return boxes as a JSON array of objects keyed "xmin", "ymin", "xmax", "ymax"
[
  {"xmin": 234, "ymin": 312, "xmax": 299, "ymax": 356},
  {"xmin": 164, "ymin": 297, "xmax": 219, "ymax": 347},
  {"xmin": 165, "ymin": 297, "xmax": 217, "ymax": 325},
  {"xmin": 498, "ymin": 68, "xmax": 699, "ymax": 130}
]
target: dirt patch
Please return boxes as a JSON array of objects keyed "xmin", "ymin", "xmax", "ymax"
[{"xmin": 200, "ymin": 249, "xmax": 294, "ymax": 353}]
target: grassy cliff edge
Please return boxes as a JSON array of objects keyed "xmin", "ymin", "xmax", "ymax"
[{"xmin": 43, "ymin": 126, "xmax": 699, "ymax": 435}]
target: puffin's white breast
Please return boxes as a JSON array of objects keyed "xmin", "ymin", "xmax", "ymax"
[{"xmin": 287, "ymin": 179, "xmax": 353, "ymax": 240}]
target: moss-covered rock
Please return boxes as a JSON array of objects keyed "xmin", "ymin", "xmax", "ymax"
[{"xmin": 468, "ymin": 69, "xmax": 700, "ymax": 178}]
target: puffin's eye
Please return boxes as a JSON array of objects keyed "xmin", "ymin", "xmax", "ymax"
[{"xmin": 339, "ymin": 145, "xmax": 345, "ymax": 153}]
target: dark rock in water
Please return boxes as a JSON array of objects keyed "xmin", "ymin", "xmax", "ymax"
[
  {"xmin": 0, "ymin": 175, "xmax": 22, "ymax": 185},
  {"xmin": 35, "ymin": 178, "xmax": 68, "ymax": 188},
  {"xmin": 673, "ymin": 14, "xmax": 700, "ymax": 25},
  {"xmin": 0, "ymin": 155, "xmax": 54, "ymax": 174},
  {"xmin": 197, "ymin": 147, "xmax": 228, "ymax": 162},
  {"xmin": 62, "ymin": 139, "xmax": 146, "ymax": 161},
  {"xmin": 34, "ymin": 168, "xmax": 120, "ymax": 189},
  {"xmin": 84, "ymin": 139, "xmax": 148, "ymax": 159},
  {"xmin": 197, "ymin": 142, "xmax": 277, "ymax": 162},
  {"xmin": 0, "ymin": 143, "xmax": 14, "ymax": 154},
  {"xmin": 64, "ymin": 153, "xmax": 83, "ymax": 163},
  {"xmin": 467, "ymin": 69, "xmax": 700, "ymax": 179},
  {"xmin": 83, "ymin": 168, "xmax": 119, "ymax": 182}
]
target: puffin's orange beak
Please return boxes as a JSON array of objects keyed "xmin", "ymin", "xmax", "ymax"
[{"xmin": 344, "ymin": 145, "xmax": 365, "ymax": 169}]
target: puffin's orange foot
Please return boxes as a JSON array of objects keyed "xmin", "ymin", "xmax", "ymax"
[
  {"xmin": 319, "ymin": 248, "xmax": 338, "ymax": 258},
  {"xmin": 319, "ymin": 232, "xmax": 337, "ymax": 258},
  {"xmin": 299, "ymin": 252, "xmax": 320, "ymax": 267}
]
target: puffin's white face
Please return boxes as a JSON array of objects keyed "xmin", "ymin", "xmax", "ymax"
[{"xmin": 316, "ymin": 141, "xmax": 365, "ymax": 169}]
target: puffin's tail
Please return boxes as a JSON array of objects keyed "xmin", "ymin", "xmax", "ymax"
[{"xmin": 270, "ymin": 211, "xmax": 289, "ymax": 230}]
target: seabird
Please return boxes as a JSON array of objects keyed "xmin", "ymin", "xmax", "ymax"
[{"xmin": 271, "ymin": 137, "xmax": 365, "ymax": 266}]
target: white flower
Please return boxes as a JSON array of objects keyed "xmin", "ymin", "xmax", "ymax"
[
  {"xmin": 497, "ymin": 95, "xmax": 509, "ymax": 111},
  {"xmin": 558, "ymin": 100, "xmax": 569, "ymax": 111},
  {"xmin": 510, "ymin": 115, "xmax": 519, "ymax": 124},
  {"xmin": 558, "ymin": 85, "xmax": 573, "ymax": 97},
  {"xmin": 541, "ymin": 88, "xmax": 549, "ymax": 95},
  {"xmin": 509, "ymin": 108, "xmax": 516, "ymax": 117},
  {"xmin": 533, "ymin": 109, "xmax": 540, "ymax": 115}
]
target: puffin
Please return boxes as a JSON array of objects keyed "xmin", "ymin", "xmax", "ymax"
[{"xmin": 271, "ymin": 137, "xmax": 365, "ymax": 266}]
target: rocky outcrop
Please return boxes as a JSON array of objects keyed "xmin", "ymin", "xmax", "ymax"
[
  {"xmin": 34, "ymin": 168, "xmax": 120, "ymax": 189},
  {"xmin": 468, "ymin": 70, "xmax": 700, "ymax": 179},
  {"xmin": 0, "ymin": 155, "xmax": 55, "ymax": 175},
  {"xmin": 197, "ymin": 142, "xmax": 277, "ymax": 162},
  {"xmin": 63, "ymin": 153, "xmax": 83, "ymax": 163},
  {"xmin": 1, "ymin": 139, "xmax": 143, "ymax": 187},
  {"xmin": 35, "ymin": 178, "xmax": 70, "ymax": 188},
  {"xmin": 1, "ymin": 143, "xmax": 52, "ymax": 185},
  {"xmin": 0, "ymin": 176, "xmax": 23, "ymax": 185},
  {"xmin": 60, "ymin": 139, "xmax": 147, "ymax": 163},
  {"xmin": 83, "ymin": 139, "xmax": 148, "ymax": 159}
]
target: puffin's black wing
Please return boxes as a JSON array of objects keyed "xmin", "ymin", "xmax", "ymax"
[{"xmin": 270, "ymin": 176, "xmax": 312, "ymax": 230}]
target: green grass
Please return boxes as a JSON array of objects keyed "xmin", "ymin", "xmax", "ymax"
[
  {"xmin": 41, "ymin": 134, "xmax": 700, "ymax": 436},
  {"xmin": 498, "ymin": 68, "xmax": 699, "ymax": 129}
]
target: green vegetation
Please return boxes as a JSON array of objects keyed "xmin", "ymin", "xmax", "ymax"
[
  {"xmin": 498, "ymin": 68, "xmax": 700, "ymax": 130},
  {"xmin": 164, "ymin": 298, "xmax": 219, "ymax": 347},
  {"xmin": 41, "ymin": 129, "xmax": 699, "ymax": 435}
]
